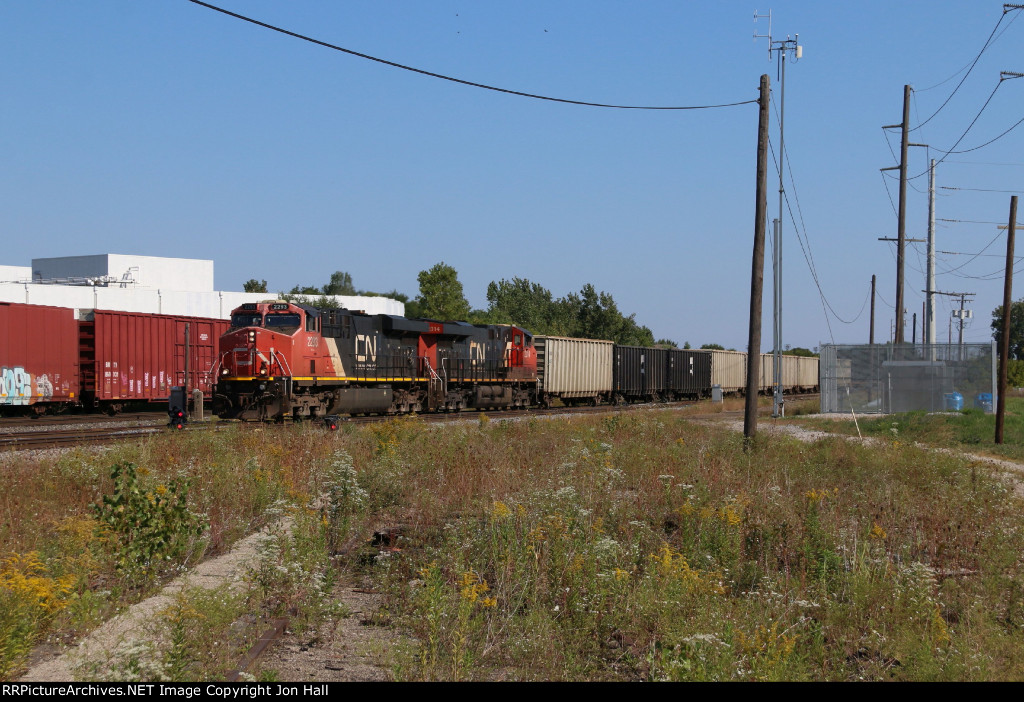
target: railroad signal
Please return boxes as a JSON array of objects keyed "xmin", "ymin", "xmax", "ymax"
[
  {"xmin": 324, "ymin": 415, "xmax": 340, "ymax": 431},
  {"xmin": 168, "ymin": 386, "xmax": 187, "ymax": 430},
  {"xmin": 169, "ymin": 407, "xmax": 186, "ymax": 430}
]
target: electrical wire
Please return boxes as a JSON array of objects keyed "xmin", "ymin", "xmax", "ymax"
[
  {"xmin": 939, "ymin": 217, "xmax": 1023, "ymax": 225},
  {"xmin": 915, "ymin": 7, "xmax": 1022, "ymax": 110},
  {"xmin": 875, "ymin": 288, "xmax": 893, "ymax": 309},
  {"xmin": 765, "ymin": 131, "xmax": 835, "ymax": 342},
  {"xmin": 934, "ymin": 113, "xmax": 1024, "ymax": 156},
  {"xmin": 909, "ymin": 10, "xmax": 1009, "ymax": 132},
  {"xmin": 907, "ymin": 81, "xmax": 1005, "ymax": 180},
  {"xmin": 941, "ymin": 186, "xmax": 1024, "ymax": 194},
  {"xmin": 187, "ymin": 0, "xmax": 758, "ymax": 110},
  {"xmin": 880, "ymin": 171, "xmax": 899, "ymax": 217}
]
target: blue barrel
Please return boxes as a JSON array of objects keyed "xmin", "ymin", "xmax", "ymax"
[
  {"xmin": 944, "ymin": 392, "xmax": 964, "ymax": 411},
  {"xmin": 974, "ymin": 393, "xmax": 993, "ymax": 412}
]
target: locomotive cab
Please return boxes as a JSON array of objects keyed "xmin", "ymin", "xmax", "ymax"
[{"xmin": 213, "ymin": 301, "xmax": 332, "ymax": 420}]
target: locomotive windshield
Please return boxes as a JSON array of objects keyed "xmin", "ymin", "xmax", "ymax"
[
  {"xmin": 264, "ymin": 313, "xmax": 302, "ymax": 334},
  {"xmin": 230, "ymin": 313, "xmax": 263, "ymax": 329}
]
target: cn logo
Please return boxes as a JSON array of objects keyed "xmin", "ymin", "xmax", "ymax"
[{"xmin": 355, "ymin": 334, "xmax": 377, "ymax": 363}]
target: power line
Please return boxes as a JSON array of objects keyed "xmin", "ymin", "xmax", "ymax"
[
  {"xmin": 917, "ymin": 9, "xmax": 1021, "ymax": 93},
  {"xmin": 938, "ymin": 217, "xmax": 1023, "ymax": 224},
  {"xmin": 909, "ymin": 10, "xmax": 1010, "ymax": 131},
  {"xmin": 934, "ymin": 112, "xmax": 1024, "ymax": 155},
  {"xmin": 187, "ymin": 0, "xmax": 758, "ymax": 111},
  {"xmin": 941, "ymin": 186, "xmax": 1024, "ymax": 193},
  {"xmin": 909, "ymin": 81, "xmax": 1004, "ymax": 179},
  {"xmin": 944, "ymin": 160, "xmax": 1024, "ymax": 166}
]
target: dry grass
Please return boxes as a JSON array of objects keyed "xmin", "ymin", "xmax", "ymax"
[{"xmin": 2, "ymin": 408, "xmax": 1024, "ymax": 681}]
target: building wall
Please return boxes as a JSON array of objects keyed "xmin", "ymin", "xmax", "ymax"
[
  {"xmin": 31, "ymin": 254, "xmax": 214, "ymax": 292},
  {"xmin": 0, "ymin": 266, "xmax": 32, "ymax": 282},
  {"xmin": 0, "ymin": 283, "xmax": 404, "ymax": 319}
]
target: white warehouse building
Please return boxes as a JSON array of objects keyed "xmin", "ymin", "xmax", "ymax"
[{"xmin": 0, "ymin": 254, "xmax": 405, "ymax": 318}]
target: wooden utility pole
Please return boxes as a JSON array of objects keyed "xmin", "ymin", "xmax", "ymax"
[
  {"xmin": 882, "ymin": 85, "xmax": 912, "ymax": 344},
  {"xmin": 870, "ymin": 275, "xmax": 876, "ymax": 344},
  {"xmin": 896, "ymin": 85, "xmax": 911, "ymax": 344},
  {"xmin": 745, "ymin": 74, "xmax": 770, "ymax": 445},
  {"xmin": 997, "ymin": 195, "xmax": 1017, "ymax": 444}
]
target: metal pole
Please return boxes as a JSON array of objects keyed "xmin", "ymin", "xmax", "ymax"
[
  {"xmin": 870, "ymin": 275, "xmax": 876, "ymax": 345},
  {"xmin": 745, "ymin": 74, "xmax": 771, "ymax": 445},
  {"xmin": 184, "ymin": 322, "xmax": 191, "ymax": 395},
  {"xmin": 927, "ymin": 159, "xmax": 936, "ymax": 346},
  {"xmin": 958, "ymin": 294, "xmax": 966, "ymax": 360},
  {"xmin": 997, "ymin": 195, "xmax": 1017, "ymax": 444},
  {"xmin": 773, "ymin": 50, "xmax": 787, "ymax": 418}
]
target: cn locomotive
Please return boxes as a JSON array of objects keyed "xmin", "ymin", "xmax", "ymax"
[
  {"xmin": 211, "ymin": 300, "xmax": 819, "ymax": 421},
  {"xmin": 211, "ymin": 300, "xmax": 537, "ymax": 421}
]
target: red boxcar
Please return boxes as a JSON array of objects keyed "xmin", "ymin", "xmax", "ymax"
[
  {"xmin": 0, "ymin": 302, "xmax": 80, "ymax": 409},
  {"xmin": 80, "ymin": 310, "xmax": 230, "ymax": 409}
]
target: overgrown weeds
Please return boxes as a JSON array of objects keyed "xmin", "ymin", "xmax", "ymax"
[{"xmin": 3, "ymin": 407, "xmax": 1024, "ymax": 681}]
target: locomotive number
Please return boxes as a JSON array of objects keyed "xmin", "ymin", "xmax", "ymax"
[{"xmin": 307, "ymin": 337, "xmax": 320, "ymax": 349}]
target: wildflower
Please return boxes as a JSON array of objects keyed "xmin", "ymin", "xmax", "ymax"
[
  {"xmin": 869, "ymin": 523, "xmax": 887, "ymax": 541},
  {"xmin": 489, "ymin": 501, "xmax": 512, "ymax": 521},
  {"xmin": 459, "ymin": 571, "xmax": 490, "ymax": 604}
]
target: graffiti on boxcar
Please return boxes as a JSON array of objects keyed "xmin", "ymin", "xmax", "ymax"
[{"xmin": 0, "ymin": 367, "xmax": 54, "ymax": 405}]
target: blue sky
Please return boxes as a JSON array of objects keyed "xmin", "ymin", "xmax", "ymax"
[{"xmin": 2, "ymin": 1, "xmax": 1022, "ymax": 351}]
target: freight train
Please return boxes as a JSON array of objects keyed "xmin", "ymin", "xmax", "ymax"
[
  {"xmin": 0, "ymin": 301, "xmax": 228, "ymax": 415},
  {"xmin": 212, "ymin": 300, "xmax": 818, "ymax": 421}
]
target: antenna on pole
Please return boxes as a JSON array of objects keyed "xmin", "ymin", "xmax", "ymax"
[{"xmin": 754, "ymin": 10, "xmax": 803, "ymax": 418}]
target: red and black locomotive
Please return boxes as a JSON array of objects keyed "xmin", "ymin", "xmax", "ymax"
[{"xmin": 212, "ymin": 300, "xmax": 537, "ymax": 421}]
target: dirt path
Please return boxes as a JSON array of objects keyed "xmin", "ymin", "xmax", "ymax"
[
  {"xmin": 709, "ymin": 415, "xmax": 1024, "ymax": 497},
  {"xmin": 252, "ymin": 580, "xmax": 406, "ymax": 682},
  {"xmin": 19, "ymin": 522, "xmax": 285, "ymax": 682},
  {"xmin": 18, "ymin": 517, "xmax": 405, "ymax": 683}
]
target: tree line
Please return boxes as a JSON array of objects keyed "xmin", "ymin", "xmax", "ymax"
[{"xmin": 245, "ymin": 263, "xmax": 661, "ymax": 346}]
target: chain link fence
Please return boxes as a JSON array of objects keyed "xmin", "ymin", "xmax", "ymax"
[{"xmin": 820, "ymin": 343, "xmax": 996, "ymax": 414}]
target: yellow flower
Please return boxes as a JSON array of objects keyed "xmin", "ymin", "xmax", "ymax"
[
  {"xmin": 489, "ymin": 501, "xmax": 512, "ymax": 521},
  {"xmin": 869, "ymin": 523, "xmax": 887, "ymax": 541}
]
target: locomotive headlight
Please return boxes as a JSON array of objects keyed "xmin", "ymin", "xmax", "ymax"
[
  {"xmin": 248, "ymin": 331, "xmax": 256, "ymax": 341},
  {"xmin": 221, "ymin": 368, "xmax": 229, "ymax": 376},
  {"xmin": 259, "ymin": 368, "xmax": 268, "ymax": 376}
]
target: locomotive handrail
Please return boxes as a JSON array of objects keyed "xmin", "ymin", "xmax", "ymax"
[
  {"xmin": 271, "ymin": 349, "xmax": 293, "ymax": 377},
  {"xmin": 424, "ymin": 358, "xmax": 447, "ymax": 396},
  {"xmin": 210, "ymin": 351, "xmax": 230, "ymax": 382}
]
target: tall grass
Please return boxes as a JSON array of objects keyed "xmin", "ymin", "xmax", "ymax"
[{"xmin": 2, "ymin": 408, "xmax": 1023, "ymax": 681}]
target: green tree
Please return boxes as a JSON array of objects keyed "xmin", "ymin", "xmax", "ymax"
[
  {"xmin": 992, "ymin": 300, "xmax": 1024, "ymax": 360},
  {"xmin": 654, "ymin": 338, "xmax": 678, "ymax": 349},
  {"xmin": 243, "ymin": 279, "xmax": 268, "ymax": 293},
  {"xmin": 322, "ymin": 271, "xmax": 356, "ymax": 296},
  {"xmin": 416, "ymin": 262, "xmax": 471, "ymax": 321},
  {"xmin": 289, "ymin": 284, "xmax": 321, "ymax": 295},
  {"xmin": 700, "ymin": 343, "xmax": 726, "ymax": 350},
  {"xmin": 563, "ymin": 284, "xmax": 654, "ymax": 346},
  {"xmin": 486, "ymin": 277, "xmax": 571, "ymax": 335},
  {"xmin": 787, "ymin": 346, "xmax": 819, "ymax": 357}
]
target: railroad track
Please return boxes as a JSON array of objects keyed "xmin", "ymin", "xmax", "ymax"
[
  {"xmin": 0, "ymin": 424, "xmax": 178, "ymax": 451},
  {"xmin": 0, "ymin": 412, "xmax": 170, "ymax": 428},
  {"xmin": 0, "ymin": 395, "xmax": 819, "ymax": 452}
]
